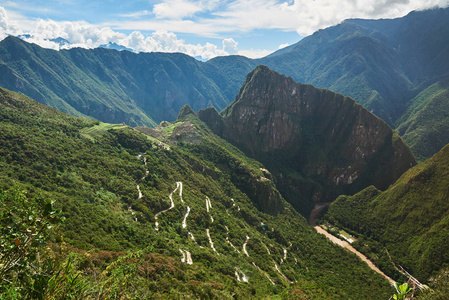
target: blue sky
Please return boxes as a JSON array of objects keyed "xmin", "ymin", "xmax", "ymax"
[{"xmin": 1, "ymin": 0, "xmax": 448, "ymax": 59}]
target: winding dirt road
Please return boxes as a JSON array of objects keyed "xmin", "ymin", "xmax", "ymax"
[
  {"xmin": 314, "ymin": 226, "xmax": 395, "ymax": 285},
  {"xmin": 242, "ymin": 235, "xmax": 250, "ymax": 257},
  {"xmin": 154, "ymin": 182, "xmax": 181, "ymax": 231}
]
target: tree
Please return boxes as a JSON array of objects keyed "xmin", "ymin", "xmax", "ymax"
[{"xmin": 0, "ymin": 186, "xmax": 64, "ymax": 295}]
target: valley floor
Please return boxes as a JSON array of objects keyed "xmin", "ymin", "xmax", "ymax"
[{"xmin": 314, "ymin": 226, "xmax": 395, "ymax": 285}]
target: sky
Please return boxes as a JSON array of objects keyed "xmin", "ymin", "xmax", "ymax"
[{"xmin": 0, "ymin": 0, "xmax": 448, "ymax": 60}]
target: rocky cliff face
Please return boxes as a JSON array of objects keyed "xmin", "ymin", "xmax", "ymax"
[{"xmin": 203, "ymin": 66, "xmax": 417, "ymax": 217}]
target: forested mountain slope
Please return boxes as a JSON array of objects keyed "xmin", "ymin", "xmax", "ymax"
[
  {"xmin": 263, "ymin": 8, "xmax": 449, "ymax": 127},
  {"xmin": 0, "ymin": 87, "xmax": 393, "ymax": 298},
  {"xmin": 0, "ymin": 36, "xmax": 230, "ymax": 127},
  {"xmin": 325, "ymin": 142, "xmax": 449, "ymax": 283},
  {"xmin": 216, "ymin": 7, "xmax": 449, "ymax": 160},
  {"xmin": 396, "ymin": 76, "xmax": 449, "ymax": 161}
]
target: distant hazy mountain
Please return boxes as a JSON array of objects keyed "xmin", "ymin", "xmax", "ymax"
[
  {"xmin": 17, "ymin": 34, "xmax": 70, "ymax": 47},
  {"xmin": 99, "ymin": 42, "xmax": 133, "ymax": 52}
]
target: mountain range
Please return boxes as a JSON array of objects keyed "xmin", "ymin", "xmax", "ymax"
[{"xmin": 1, "ymin": 7, "xmax": 449, "ymax": 160}]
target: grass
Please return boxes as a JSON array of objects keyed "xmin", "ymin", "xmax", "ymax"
[
  {"xmin": 339, "ymin": 230, "xmax": 357, "ymax": 243},
  {"xmin": 159, "ymin": 122, "xmax": 183, "ymax": 136},
  {"xmin": 80, "ymin": 122, "xmax": 128, "ymax": 141}
]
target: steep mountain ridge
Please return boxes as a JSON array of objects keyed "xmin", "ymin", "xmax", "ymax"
[
  {"xmin": 258, "ymin": 21, "xmax": 413, "ymax": 124},
  {"xmin": 347, "ymin": 7, "xmax": 449, "ymax": 85},
  {"xmin": 200, "ymin": 66, "xmax": 416, "ymax": 217}
]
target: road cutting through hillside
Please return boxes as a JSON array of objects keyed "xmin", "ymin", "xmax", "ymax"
[
  {"xmin": 262, "ymin": 242, "xmax": 271, "ymax": 255},
  {"xmin": 182, "ymin": 206, "xmax": 190, "ymax": 229},
  {"xmin": 179, "ymin": 249, "xmax": 193, "ymax": 265},
  {"xmin": 206, "ymin": 228, "xmax": 219, "ymax": 254},
  {"xmin": 130, "ymin": 155, "xmax": 148, "ymax": 221},
  {"xmin": 135, "ymin": 155, "xmax": 146, "ymax": 200},
  {"xmin": 154, "ymin": 182, "xmax": 182, "ymax": 231},
  {"xmin": 314, "ymin": 226, "xmax": 395, "ymax": 285},
  {"xmin": 152, "ymin": 182, "xmax": 294, "ymax": 285},
  {"xmin": 205, "ymin": 196, "xmax": 219, "ymax": 254},
  {"xmin": 252, "ymin": 262, "xmax": 276, "ymax": 285},
  {"xmin": 242, "ymin": 236, "xmax": 250, "ymax": 257},
  {"xmin": 178, "ymin": 182, "xmax": 184, "ymax": 203},
  {"xmin": 225, "ymin": 226, "xmax": 240, "ymax": 253},
  {"xmin": 235, "ymin": 267, "xmax": 249, "ymax": 283},
  {"xmin": 274, "ymin": 262, "xmax": 291, "ymax": 283}
]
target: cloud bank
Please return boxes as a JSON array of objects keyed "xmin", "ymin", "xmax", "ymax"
[
  {"xmin": 114, "ymin": 0, "xmax": 449, "ymax": 36},
  {"xmin": 1, "ymin": 0, "xmax": 449, "ymax": 59},
  {"xmin": 0, "ymin": 7, "xmax": 232, "ymax": 59}
]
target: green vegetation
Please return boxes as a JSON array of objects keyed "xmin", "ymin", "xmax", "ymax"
[
  {"xmin": 0, "ymin": 36, "xmax": 232, "ymax": 126},
  {"xmin": 325, "ymin": 142, "xmax": 449, "ymax": 283},
  {"xmin": 393, "ymin": 282, "xmax": 413, "ymax": 300},
  {"xmin": 396, "ymin": 77, "xmax": 449, "ymax": 161},
  {"xmin": 80, "ymin": 122, "xmax": 128, "ymax": 141},
  {"xmin": 417, "ymin": 267, "xmax": 449, "ymax": 299},
  {"xmin": 0, "ymin": 186, "xmax": 64, "ymax": 294},
  {"xmin": 1, "ymin": 9, "xmax": 449, "ymax": 296},
  {"xmin": 0, "ymin": 87, "xmax": 394, "ymax": 298}
]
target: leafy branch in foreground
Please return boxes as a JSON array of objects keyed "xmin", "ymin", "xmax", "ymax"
[
  {"xmin": 392, "ymin": 282, "xmax": 413, "ymax": 300},
  {"xmin": 0, "ymin": 186, "xmax": 64, "ymax": 296}
]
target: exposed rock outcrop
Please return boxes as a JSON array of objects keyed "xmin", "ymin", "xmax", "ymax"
[{"xmin": 201, "ymin": 66, "xmax": 417, "ymax": 217}]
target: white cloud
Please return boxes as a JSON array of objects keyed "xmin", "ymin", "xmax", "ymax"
[
  {"xmin": 22, "ymin": 36, "xmax": 60, "ymax": 50},
  {"xmin": 118, "ymin": 10, "xmax": 151, "ymax": 19},
  {"xmin": 0, "ymin": 6, "xmax": 233, "ymax": 60},
  {"xmin": 153, "ymin": 0, "xmax": 203, "ymax": 19},
  {"xmin": 278, "ymin": 43, "xmax": 289, "ymax": 49},
  {"xmin": 222, "ymin": 38, "xmax": 238, "ymax": 54},
  {"xmin": 205, "ymin": 0, "xmax": 449, "ymax": 36},
  {"xmin": 152, "ymin": 0, "xmax": 225, "ymax": 19},
  {"xmin": 110, "ymin": 19, "xmax": 223, "ymax": 38},
  {"xmin": 1, "ymin": 0, "xmax": 449, "ymax": 60},
  {"xmin": 237, "ymin": 48, "xmax": 273, "ymax": 59},
  {"xmin": 0, "ymin": 6, "xmax": 22, "ymax": 39},
  {"xmin": 114, "ymin": 0, "xmax": 449, "ymax": 37}
]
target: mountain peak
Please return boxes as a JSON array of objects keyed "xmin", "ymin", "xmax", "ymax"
[
  {"xmin": 176, "ymin": 104, "xmax": 195, "ymax": 120},
  {"xmin": 210, "ymin": 66, "xmax": 416, "ymax": 217},
  {"xmin": 243, "ymin": 65, "xmax": 283, "ymax": 85}
]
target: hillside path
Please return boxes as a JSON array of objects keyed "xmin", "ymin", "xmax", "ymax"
[
  {"xmin": 314, "ymin": 226, "xmax": 395, "ymax": 285},
  {"xmin": 154, "ymin": 182, "xmax": 181, "ymax": 231}
]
